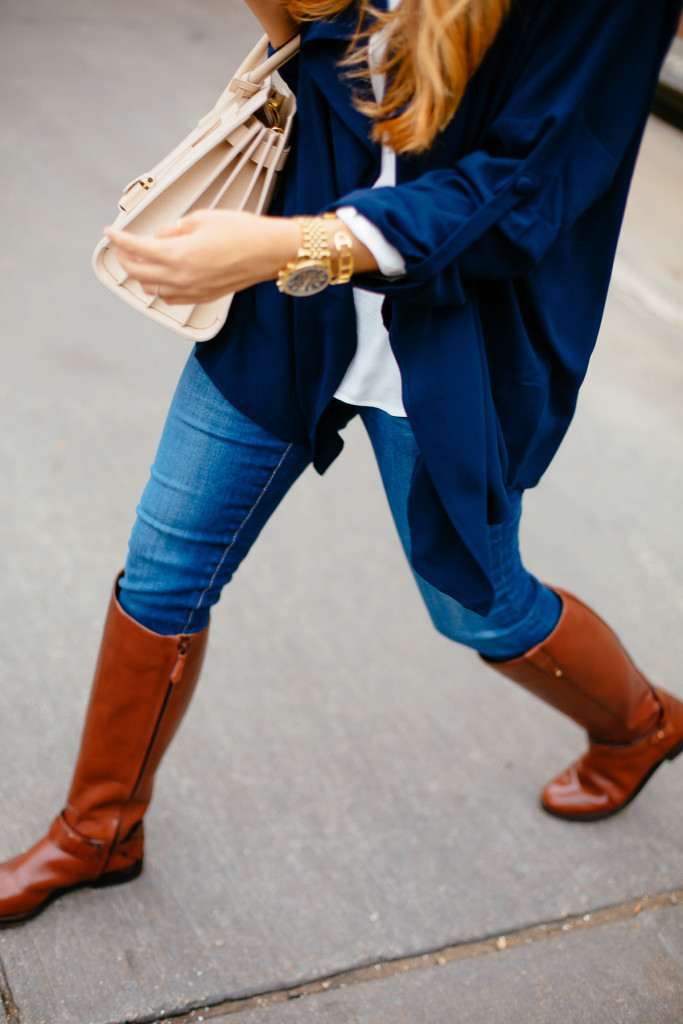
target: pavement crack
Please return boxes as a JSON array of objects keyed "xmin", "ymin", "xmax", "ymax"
[
  {"xmin": 0, "ymin": 956, "xmax": 21, "ymax": 1024},
  {"xmin": 115, "ymin": 886, "xmax": 682, "ymax": 1024}
]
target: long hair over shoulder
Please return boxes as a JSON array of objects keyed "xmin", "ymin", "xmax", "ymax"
[{"xmin": 281, "ymin": 0, "xmax": 512, "ymax": 154}]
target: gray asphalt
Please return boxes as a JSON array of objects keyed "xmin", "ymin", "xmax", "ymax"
[{"xmin": 0, "ymin": 3, "xmax": 682, "ymax": 1023}]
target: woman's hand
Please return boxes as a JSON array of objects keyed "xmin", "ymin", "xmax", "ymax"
[
  {"xmin": 106, "ymin": 209, "xmax": 378, "ymax": 304},
  {"xmin": 106, "ymin": 210, "xmax": 301, "ymax": 305}
]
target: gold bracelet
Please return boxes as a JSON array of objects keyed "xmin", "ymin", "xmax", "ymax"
[
  {"xmin": 330, "ymin": 229, "xmax": 354, "ymax": 285},
  {"xmin": 321, "ymin": 212, "xmax": 354, "ymax": 285}
]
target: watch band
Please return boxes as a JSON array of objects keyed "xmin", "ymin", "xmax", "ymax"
[
  {"xmin": 276, "ymin": 215, "xmax": 354, "ymax": 296},
  {"xmin": 296, "ymin": 216, "xmax": 332, "ymax": 263}
]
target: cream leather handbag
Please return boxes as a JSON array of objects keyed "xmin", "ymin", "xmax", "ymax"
[{"xmin": 92, "ymin": 34, "xmax": 300, "ymax": 342}]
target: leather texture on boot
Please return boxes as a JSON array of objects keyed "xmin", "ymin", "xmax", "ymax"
[
  {"xmin": 0, "ymin": 577, "xmax": 208, "ymax": 925},
  {"xmin": 0, "ymin": 816, "xmax": 144, "ymax": 925},
  {"xmin": 541, "ymin": 688, "xmax": 683, "ymax": 820},
  {"xmin": 484, "ymin": 588, "xmax": 683, "ymax": 820}
]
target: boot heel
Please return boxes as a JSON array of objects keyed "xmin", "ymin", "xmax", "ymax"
[{"xmin": 91, "ymin": 860, "xmax": 143, "ymax": 889}]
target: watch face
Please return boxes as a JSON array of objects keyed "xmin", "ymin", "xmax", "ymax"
[{"xmin": 283, "ymin": 264, "xmax": 331, "ymax": 297}]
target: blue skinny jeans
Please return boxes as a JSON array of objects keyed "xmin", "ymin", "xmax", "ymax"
[{"xmin": 118, "ymin": 356, "xmax": 561, "ymax": 659}]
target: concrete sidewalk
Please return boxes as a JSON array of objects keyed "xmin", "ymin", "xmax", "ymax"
[{"xmin": 0, "ymin": 3, "xmax": 682, "ymax": 1022}]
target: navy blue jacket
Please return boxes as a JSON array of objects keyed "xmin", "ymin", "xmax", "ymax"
[{"xmin": 197, "ymin": 0, "xmax": 681, "ymax": 613}]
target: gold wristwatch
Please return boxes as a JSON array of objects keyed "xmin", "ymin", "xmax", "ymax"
[{"xmin": 277, "ymin": 214, "xmax": 354, "ymax": 297}]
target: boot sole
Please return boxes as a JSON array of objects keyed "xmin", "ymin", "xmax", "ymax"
[
  {"xmin": 0, "ymin": 859, "xmax": 143, "ymax": 928},
  {"xmin": 541, "ymin": 734, "xmax": 683, "ymax": 823}
]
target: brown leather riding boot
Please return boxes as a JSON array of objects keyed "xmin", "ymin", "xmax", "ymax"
[
  {"xmin": 0, "ymin": 577, "xmax": 208, "ymax": 925},
  {"xmin": 483, "ymin": 589, "xmax": 683, "ymax": 821}
]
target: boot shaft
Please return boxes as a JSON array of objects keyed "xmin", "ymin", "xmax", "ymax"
[
  {"xmin": 64, "ymin": 578, "xmax": 208, "ymax": 844},
  {"xmin": 484, "ymin": 589, "xmax": 661, "ymax": 742}
]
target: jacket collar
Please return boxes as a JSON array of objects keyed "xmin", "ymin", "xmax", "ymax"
[{"xmin": 300, "ymin": 12, "xmax": 381, "ymax": 159}]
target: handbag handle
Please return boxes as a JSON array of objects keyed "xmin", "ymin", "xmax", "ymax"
[
  {"xmin": 208, "ymin": 34, "xmax": 301, "ymax": 109},
  {"xmin": 245, "ymin": 33, "xmax": 301, "ymax": 84}
]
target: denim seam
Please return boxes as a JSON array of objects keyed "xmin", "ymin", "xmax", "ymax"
[{"xmin": 182, "ymin": 441, "xmax": 296, "ymax": 632}]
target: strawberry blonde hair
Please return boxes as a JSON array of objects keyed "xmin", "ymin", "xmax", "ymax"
[{"xmin": 282, "ymin": 0, "xmax": 512, "ymax": 154}]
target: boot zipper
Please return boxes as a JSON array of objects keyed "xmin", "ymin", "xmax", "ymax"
[
  {"xmin": 170, "ymin": 637, "xmax": 191, "ymax": 684},
  {"xmin": 116, "ymin": 635, "xmax": 196, "ymax": 852}
]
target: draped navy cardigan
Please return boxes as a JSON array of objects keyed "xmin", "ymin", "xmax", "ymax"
[{"xmin": 197, "ymin": 0, "xmax": 681, "ymax": 614}]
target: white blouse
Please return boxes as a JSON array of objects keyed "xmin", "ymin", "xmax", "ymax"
[{"xmin": 333, "ymin": 4, "xmax": 407, "ymax": 417}]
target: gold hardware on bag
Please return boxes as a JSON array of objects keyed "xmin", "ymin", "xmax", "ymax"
[
  {"xmin": 118, "ymin": 176, "xmax": 155, "ymax": 212},
  {"xmin": 123, "ymin": 176, "xmax": 154, "ymax": 194},
  {"xmin": 255, "ymin": 91, "xmax": 285, "ymax": 132}
]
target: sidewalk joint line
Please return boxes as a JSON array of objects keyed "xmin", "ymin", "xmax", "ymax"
[
  {"xmin": 112, "ymin": 886, "xmax": 682, "ymax": 1024},
  {"xmin": 0, "ymin": 955, "xmax": 21, "ymax": 1024}
]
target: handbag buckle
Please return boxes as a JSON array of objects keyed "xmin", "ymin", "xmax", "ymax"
[
  {"xmin": 254, "ymin": 92, "xmax": 285, "ymax": 133},
  {"xmin": 118, "ymin": 176, "xmax": 154, "ymax": 212}
]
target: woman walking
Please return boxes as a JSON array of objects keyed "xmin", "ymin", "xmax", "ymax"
[{"xmin": 0, "ymin": 0, "xmax": 681, "ymax": 925}]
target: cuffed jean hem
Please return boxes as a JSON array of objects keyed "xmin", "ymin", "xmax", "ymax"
[{"xmin": 359, "ymin": 406, "xmax": 562, "ymax": 660}]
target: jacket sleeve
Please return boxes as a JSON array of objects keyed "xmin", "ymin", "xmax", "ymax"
[{"xmin": 332, "ymin": 0, "xmax": 678, "ymax": 306}]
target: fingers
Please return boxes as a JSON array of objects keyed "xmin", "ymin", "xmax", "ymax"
[
  {"xmin": 105, "ymin": 226, "xmax": 179, "ymax": 285},
  {"xmin": 105, "ymin": 226, "xmax": 168, "ymax": 262},
  {"xmin": 104, "ymin": 210, "xmax": 260, "ymax": 302},
  {"xmin": 106, "ymin": 214, "xmax": 195, "ymax": 253},
  {"xmin": 156, "ymin": 289, "xmax": 213, "ymax": 305},
  {"xmin": 147, "ymin": 284, "xmax": 224, "ymax": 305}
]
